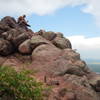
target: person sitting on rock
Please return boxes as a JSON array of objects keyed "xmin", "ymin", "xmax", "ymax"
[{"xmin": 17, "ymin": 15, "xmax": 30, "ymax": 30}]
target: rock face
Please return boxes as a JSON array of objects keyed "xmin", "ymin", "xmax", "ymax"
[{"xmin": 0, "ymin": 16, "xmax": 100, "ymax": 100}]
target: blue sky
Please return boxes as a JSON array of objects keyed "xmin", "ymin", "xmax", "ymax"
[
  {"xmin": 0, "ymin": 0, "xmax": 100, "ymax": 60},
  {"xmin": 28, "ymin": 6, "xmax": 100, "ymax": 38}
]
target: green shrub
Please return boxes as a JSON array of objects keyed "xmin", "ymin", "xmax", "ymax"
[{"xmin": 0, "ymin": 66, "xmax": 43, "ymax": 100}]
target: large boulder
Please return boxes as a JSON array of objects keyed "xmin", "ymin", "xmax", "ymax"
[
  {"xmin": 12, "ymin": 33, "xmax": 29, "ymax": 47},
  {"xmin": 73, "ymin": 60, "xmax": 91, "ymax": 73},
  {"xmin": 52, "ymin": 36, "xmax": 72, "ymax": 49},
  {"xmin": 62, "ymin": 49, "xmax": 80, "ymax": 61},
  {"xmin": 1, "ymin": 29, "xmax": 29, "ymax": 47},
  {"xmin": 1, "ymin": 29, "xmax": 25, "ymax": 40},
  {"xmin": 0, "ymin": 16, "xmax": 17, "ymax": 28},
  {"xmin": 62, "ymin": 49, "xmax": 90, "ymax": 74},
  {"xmin": 30, "ymin": 35, "xmax": 50, "ymax": 50},
  {"xmin": 18, "ymin": 39, "xmax": 32, "ymax": 54},
  {"xmin": 31, "ymin": 45, "xmax": 88, "ymax": 77},
  {"xmin": 1, "ymin": 29, "xmax": 20, "ymax": 40},
  {"xmin": 56, "ymin": 32, "xmax": 64, "ymax": 38},
  {"xmin": 65, "ymin": 66, "xmax": 85, "ymax": 76},
  {"xmin": 57, "ymin": 49, "xmax": 91, "ymax": 76},
  {"xmin": 0, "ymin": 39, "xmax": 13, "ymax": 56},
  {"xmin": 31, "ymin": 44, "xmax": 62, "ymax": 73},
  {"xmin": 32, "ymin": 44, "xmax": 61, "ymax": 62},
  {"xmin": 0, "ymin": 22, "xmax": 10, "ymax": 34}
]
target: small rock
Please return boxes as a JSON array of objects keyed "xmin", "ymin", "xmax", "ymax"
[
  {"xmin": 47, "ymin": 80, "xmax": 60, "ymax": 86},
  {"xmin": 37, "ymin": 29, "xmax": 46, "ymax": 35},
  {"xmin": 41, "ymin": 31, "xmax": 56, "ymax": 41},
  {"xmin": 56, "ymin": 32, "xmax": 63, "ymax": 38}
]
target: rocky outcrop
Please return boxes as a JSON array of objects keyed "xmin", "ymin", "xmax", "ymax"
[{"xmin": 0, "ymin": 16, "xmax": 100, "ymax": 100}]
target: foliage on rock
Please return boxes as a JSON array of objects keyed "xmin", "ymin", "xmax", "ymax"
[{"xmin": 0, "ymin": 66, "xmax": 44, "ymax": 100}]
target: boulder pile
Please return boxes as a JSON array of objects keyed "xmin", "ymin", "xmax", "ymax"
[{"xmin": 0, "ymin": 16, "xmax": 100, "ymax": 100}]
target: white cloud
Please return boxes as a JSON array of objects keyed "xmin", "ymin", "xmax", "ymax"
[
  {"xmin": 0, "ymin": 0, "xmax": 84, "ymax": 16},
  {"xmin": 82, "ymin": 0, "xmax": 100, "ymax": 26},
  {"xmin": 67, "ymin": 35, "xmax": 100, "ymax": 59},
  {"xmin": 0, "ymin": 0, "xmax": 100, "ymax": 25},
  {"xmin": 0, "ymin": 0, "xmax": 100, "ymax": 24}
]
